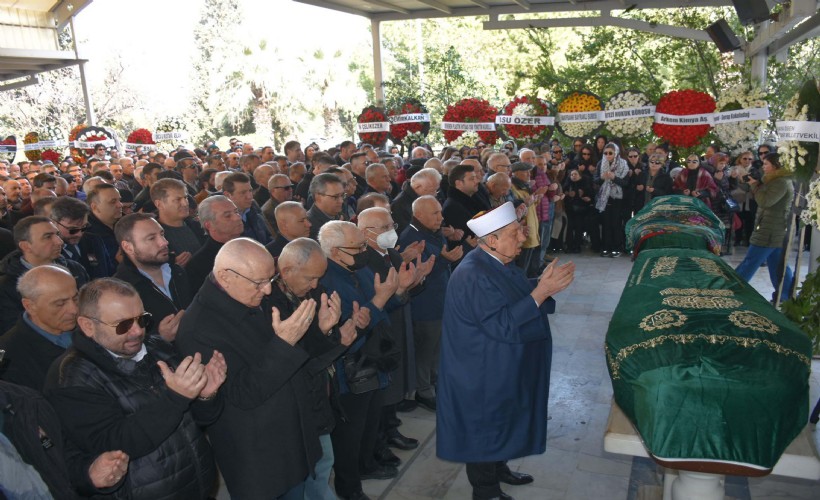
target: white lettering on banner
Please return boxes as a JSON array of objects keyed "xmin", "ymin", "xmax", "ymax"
[
  {"xmin": 73, "ymin": 139, "xmax": 116, "ymax": 148},
  {"xmin": 388, "ymin": 113, "xmax": 431, "ymax": 124},
  {"xmin": 125, "ymin": 142, "xmax": 158, "ymax": 151},
  {"xmin": 776, "ymin": 121, "xmax": 820, "ymax": 143},
  {"xmin": 495, "ymin": 115, "xmax": 555, "ymax": 126},
  {"xmin": 0, "ymin": 146, "xmax": 14, "ymax": 153},
  {"xmin": 153, "ymin": 131, "xmax": 187, "ymax": 142},
  {"xmin": 654, "ymin": 112, "xmax": 714, "ymax": 126},
  {"xmin": 440, "ymin": 122, "xmax": 497, "ymax": 131},
  {"xmin": 23, "ymin": 143, "xmax": 41, "ymax": 151},
  {"xmin": 355, "ymin": 122, "xmax": 391, "ymax": 133},
  {"xmin": 557, "ymin": 110, "xmax": 605, "ymax": 123},
  {"xmin": 36, "ymin": 140, "xmax": 68, "ymax": 148},
  {"xmin": 603, "ymin": 106, "xmax": 656, "ymax": 121},
  {"xmin": 712, "ymin": 106, "xmax": 770, "ymax": 124}
]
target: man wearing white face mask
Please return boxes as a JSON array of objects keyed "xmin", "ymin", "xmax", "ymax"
[{"xmin": 357, "ymin": 207, "xmax": 434, "ymax": 470}]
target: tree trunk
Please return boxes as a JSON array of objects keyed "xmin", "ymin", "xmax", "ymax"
[{"xmin": 253, "ymin": 102, "xmax": 273, "ymax": 145}]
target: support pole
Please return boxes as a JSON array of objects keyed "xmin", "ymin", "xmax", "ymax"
[
  {"xmin": 70, "ymin": 17, "xmax": 95, "ymax": 126},
  {"xmin": 371, "ymin": 18, "xmax": 385, "ymax": 107},
  {"xmin": 749, "ymin": 22, "xmax": 768, "ymax": 88}
]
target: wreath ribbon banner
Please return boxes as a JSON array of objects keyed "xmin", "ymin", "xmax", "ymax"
[
  {"xmin": 153, "ymin": 131, "xmax": 188, "ymax": 142},
  {"xmin": 604, "ymin": 106, "xmax": 656, "ymax": 121},
  {"xmin": 356, "ymin": 122, "xmax": 391, "ymax": 133},
  {"xmin": 389, "ymin": 113, "xmax": 431, "ymax": 124},
  {"xmin": 0, "ymin": 146, "xmax": 14, "ymax": 153},
  {"xmin": 655, "ymin": 112, "xmax": 714, "ymax": 126},
  {"xmin": 776, "ymin": 121, "xmax": 820, "ymax": 143},
  {"xmin": 558, "ymin": 110, "xmax": 605, "ymax": 123},
  {"xmin": 495, "ymin": 115, "xmax": 555, "ymax": 126},
  {"xmin": 73, "ymin": 139, "xmax": 116, "ymax": 148},
  {"xmin": 441, "ymin": 121, "xmax": 496, "ymax": 131},
  {"xmin": 125, "ymin": 143, "xmax": 158, "ymax": 151},
  {"xmin": 712, "ymin": 106, "xmax": 770, "ymax": 124}
]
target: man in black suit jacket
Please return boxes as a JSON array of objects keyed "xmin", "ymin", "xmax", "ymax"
[{"xmin": 0, "ymin": 265, "xmax": 78, "ymax": 391}]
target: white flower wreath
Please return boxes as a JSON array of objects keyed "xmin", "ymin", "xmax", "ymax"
[
  {"xmin": 777, "ymin": 93, "xmax": 810, "ymax": 174},
  {"xmin": 714, "ymin": 84, "xmax": 768, "ymax": 156},
  {"xmin": 606, "ymin": 91, "xmax": 654, "ymax": 139},
  {"xmin": 801, "ymin": 176, "xmax": 820, "ymax": 230}
]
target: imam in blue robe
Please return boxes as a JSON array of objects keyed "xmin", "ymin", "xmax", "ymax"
[{"xmin": 436, "ymin": 247, "xmax": 555, "ymax": 463}]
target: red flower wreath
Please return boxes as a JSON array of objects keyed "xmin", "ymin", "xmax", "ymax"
[
  {"xmin": 41, "ymin": 150, "xmax": 62, "ymax": 164},
  {"xmin": 498, "ymin": 96, "xmax": 554, "ymax": 145},
  {"xmin": 126, "ymin": 128, "xmax": 156, "ymax": 145},
  {"xmin": 0, "ymin": 136, "xmax": 16, "ymax": 162},
  {"xmin": 388, "ymin": 99, "xmax": 430, "ymax": 143},
  {"xmin": 357, "ymin": 106, "xmax": 389, "ymax": 146},
  {"xmin": 68, "ymin": 124, "xmax": 88, "ymax": 163},
  {"xmin": 442, "ymin": 98, "xmax": 499, "ymax": 144},
  {"xmin": 652, "ymin": 89, "xmax": 715, "ymax": 148}
]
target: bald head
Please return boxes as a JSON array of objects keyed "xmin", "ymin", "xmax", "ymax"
[
  {"xmin": 214, "ymin": 237, "xmax": 276, "ymax": 307},
  {"xmin": 214, "ymin": 237, "xmax": 270, "ymax": 274},
  {"xmin": 18, "ymin": 264, "xmax": 79, "ymax": 334},
  {"xmin": 486, "ymin": 172, "xmax": 512, "ymax": 199},
  {"xmin": 18, "ymin": 264, "xmax": 75, "ymax": 301},
  {"xmin": 423, "ymin": 158, "xmax": 442, "ymax": 172},
  {"xmin": 357, "ymin": 206, "xmax": 390, "ymax": 230}
]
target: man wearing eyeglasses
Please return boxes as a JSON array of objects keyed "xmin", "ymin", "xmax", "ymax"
[
  {"xmin": 261, "ymin": 174, "xmax": 294, "ymax": 235},
  {"xmin": 176, "ymin": 238, "xmax": 324, "ymax": 499},
  {"xmin": 51, "ymin": 196, "xmax": 92, "ymax": 274},
  {"xmin": 0, "ymin": 216, "xmax": 89, "ymax": 333},
  {"xmin": 308, "ymin": 173, "xmax": 347, "ymax": 240},
  {"xmin": 45, "ymin": 277, "xmax": 226, "ymax": 499}
]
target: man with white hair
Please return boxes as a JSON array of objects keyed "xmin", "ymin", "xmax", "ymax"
[
  {"xmin": 186, "ymin": 195, "xmax": 244, "ymax": 292},
  {"xmin": 260, "ymin": 173, "xmax": 293, "ymax": 235},
  {"xmin": 391, "ymin": 167, "xmax": 442, "ymax": 234},
  {"xmin": 411, "ymin": 147, "xmax": 430, "ymax": 160},
  {"xmin": 176, "ymin": 238, "xmax": 324, "ymax": 498}
]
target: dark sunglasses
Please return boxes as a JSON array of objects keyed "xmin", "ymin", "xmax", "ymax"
[
  {"xmin": 628, "ymin": 155, "xmax": 639, "ymax": 158},
  {"xmin": 54, "ymin": 220, "xmax": 91, "ymax": 235},
  {"xmin": 86, "ymin": 312, "xmax": 153, "ymax": 335},
  {"xmin": 273, "ymin": 185, "xmax": 295, "ymax": 190}
]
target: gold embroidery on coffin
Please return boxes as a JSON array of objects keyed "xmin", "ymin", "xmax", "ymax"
[
  {"xmin": 660, "ymin": 288, "xmax": 734, "ymax": 297},
  {"xmin": 635, "ymin": 259, "xmax": 651, "ymax": 285},
  {"xmin": 662, "ymin": 295, "xmax": 742, "ymax": 309},
  {"xmin": 729, "ymin": 311, "xmax": 780, "ymax": 334},
  {"xmin": 650, "ymin": 256, "xmax": 678, "ymax": 279},
  {"xmin": 639, "ymin": 309, "xmax": 688, "ymax": 332},
  {"xmin": 606, "ymin": 334, "xmax": 810, "ymax": 379},
  {"xmin": 690, "ymin": 256, "xmax": 729, "ymax": 280}
]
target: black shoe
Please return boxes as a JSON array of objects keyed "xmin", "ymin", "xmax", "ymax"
[
  {"xmin": 387, "ymin": 431, "xmax": 419, "ymax": 450},
  {"xmin": 472, "ymin": 492, "xmax": 514, "ymax": 500},
  {"xmin": 600, "ymin": 251, "xmax": 610, "ymax": 257},
  {"xmin": 360, "ymin": 465, "xmax": 398, "ymax": 480},
  {"xmin": 374, "ymin": 447, "xmax": 401, "ymax": 467},
  {"xmin": 498, "ymin": 469, "xmax": 534, "ymax": 486},
  {"xmin": 415, "ymin": 393, "xmax": 437, "ymax": 412},
  {"xmin": 395, "ymin": 399, "xmax": 418, "ymax": 412},
  {"xmin": 340, "ymin": 491, "xmax": 371, "ymax": 500},
  {"xmin": 386, "ymin": 415, "xmax": 402, "ymax": 428},
  {"xmin": 610, "ymin": 251, "xmax": 620, "ymax": 258}
]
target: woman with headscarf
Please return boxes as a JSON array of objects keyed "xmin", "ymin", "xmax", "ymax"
[
  {"xmin": 632, "ymin": 152, "xmax": 673, "ymax": 213},
  {"xmin": 595, "ymin": 142, "xmax": 630, "ymax": 257},
  {"xmin": 673, "ymin": 154, "xmax": 719, "ymax": 209}
]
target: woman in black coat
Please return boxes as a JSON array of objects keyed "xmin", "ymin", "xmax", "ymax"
[
  {"xmin": 562, "ymin": 169, "xmax": 594, "ymax": 253},
  {"xmin": 632, "ymin": 152, "xmax": 673, "ymax": 213}
]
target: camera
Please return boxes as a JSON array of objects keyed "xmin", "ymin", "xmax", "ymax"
[{"xmin": 742, "ymin": 168, "xmax": 763, "ymax": 183}]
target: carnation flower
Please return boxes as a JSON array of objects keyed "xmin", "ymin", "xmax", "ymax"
[
  {"xmin": 605, "ymin": 91, "xmax": 654, "ymax": 139},
  {"xmin": 777, "ymin": 91, "xmax": 813, "ymax": 179},
  {"xmin": 557, "ymin": 92, "xmax": 603, "ymax": 138},
  {"xmin": 441, "ymin": 98, "xmax": 499, "ymax": 144},
  {"xmin": 0, "ymin": 136, "xmax": 16, "ymax": 162},
  {"xmin": 357, "ymin": 106, "xmax": 389, "ymax": 146},
  {"xmin": 389, "ymin": 99, "xmax": 430, "ymax": 143},
  {"xmin": 653, "ymin": 89, "xmax": 715, "ymax": 148},
  {"xmin": 449, "ymin": 130, "xmax": 481, "ymax": 149},
  {"xmin": 23, "ymin": 131, "xmax": 41, "ymax": 161},
  {"xmin": 801, "ymin": 177, "xmax": 820, "ymax": 230},
  {"xmin": 499, "ymin": 96, "xmax": 554, "ymax": 146}
]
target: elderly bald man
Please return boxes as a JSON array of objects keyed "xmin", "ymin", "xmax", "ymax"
[
  {"xmin": 261, "ymin": 173, "xmax": 293, "ymax": 235},
  {"xmin": 265, "ymin": 201, "xmax": 312, "ymax": 258},
  {"xmin": 0, "ymin": 265, "xmax": 78, "ymax": 390},
  {"xmin": 391, "ymin": 167, "xmax": 442, "ymax": 234},
  {"xmin": 176, "ymin": 238, "xmax": 323, "ymax": 499}
]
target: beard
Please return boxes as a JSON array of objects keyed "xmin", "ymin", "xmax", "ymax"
[{"xmin": 134, "ymin": 247, "xmax": 169, "ymax": 267}]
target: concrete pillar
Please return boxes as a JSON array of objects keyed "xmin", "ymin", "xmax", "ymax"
[
  {"xmin": 70, "ymin": 17, "xmax": 95, "ymax": 126},
  {"xmin": 371, "ymin": 19, "xmax": 384, "ymax": 107}
]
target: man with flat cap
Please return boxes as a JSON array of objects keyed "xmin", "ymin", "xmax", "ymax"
[{"xmin": 436, "ymin": 201, "xmax": 575, "ymax": 500}]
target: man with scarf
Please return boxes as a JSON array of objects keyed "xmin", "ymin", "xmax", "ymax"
[
  {"xmin": 595, "ymin": 143, "xmax": 630, "ymax": 257},
  {"xmin": 437, "ymin": 202, "xmax": 575, "ymax": 500}
]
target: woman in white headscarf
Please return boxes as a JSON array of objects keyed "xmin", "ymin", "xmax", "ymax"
[{"xmin": 595, "ymin": 142, "xmax": 630, "ymax": 257}]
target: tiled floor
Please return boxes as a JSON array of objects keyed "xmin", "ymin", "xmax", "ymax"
[{"xmin": 357, "ymin": 245, "xmax": 820, "ymax": 500}]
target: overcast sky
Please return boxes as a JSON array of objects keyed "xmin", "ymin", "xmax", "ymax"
[{"xmin": 72, "ymin": 0, "xmax": 370, "ymax": 114}]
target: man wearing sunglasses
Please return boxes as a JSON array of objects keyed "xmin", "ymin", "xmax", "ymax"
[
  {"xmin": 261, "ymin": 174, "xmax": 294, "ymax": 235},
  {"xmin": 45, "ymin": 278, "xmax": 226, "ymax": 499},
  {"xmin": 51, "ymin": 196, "xmax": 93, "ymax": 276}
]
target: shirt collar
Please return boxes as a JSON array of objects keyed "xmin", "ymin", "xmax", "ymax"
[
  {"xmin": 23, "ymin": 312, "xmax": 73, "ymax": 349},
  {"xmin": 105, "ymin": 343, "xmax": 147, "ymax": 362},
  {"xmin": 137, "ymin": 263, "xmax": 174, "ymax": 299}
]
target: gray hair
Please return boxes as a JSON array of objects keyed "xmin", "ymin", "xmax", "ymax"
[
  {"xmin": 279, "ymin": 237, "xmax": 323, "ymax": 268},
  {"xmin": 309, "ymin": 172, "xmax": 343, "ymax": 196},
  {"xmin": 198, "ymin": 195, "xmax": 233, "ymax": 225},
  {"xmin": 357, "ymin": 207, "xmax": 389, "ymax": 229},
  {"xmin": 412, "ymin": 195, "xmax": 439, "ymax": 216},
  {"xmin": 17, "ymin": 264, "xmax": 73, "ymax": 301},
  {"xmin": 267, "ymin": 174, "xmax": 290, "ymax": 192},
  {"xmin": 214, "ymin": 171, "xmax": 232, "ymax": 191},
  {"xmin": 318, "ymin": 220, "xmax": 355, "ymax": 257},
  {"xmin": 410, "ymin": 168, "xmax": 442, "ymax": 188},
  {"xmin": 365, "ymin": 163, "xmax": 387, "ymax": 181}
]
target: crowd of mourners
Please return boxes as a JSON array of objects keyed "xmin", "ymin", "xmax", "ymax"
[{"xmin": 0, "ymin": 132, "xmax": 793, "ymax": 500}]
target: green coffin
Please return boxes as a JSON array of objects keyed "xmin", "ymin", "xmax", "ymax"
[{"xmin": 606, "ymin": 197, "xmax": 812, "ymax": 472}]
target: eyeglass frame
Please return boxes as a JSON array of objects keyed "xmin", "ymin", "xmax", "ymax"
[
  {"xmin": 316, "ymin": 191, "xmax": 347, "ymax": 201},
  {"xmin": 54, "ymin": 219, "xmax": 91, "ymax": 235},
  {"xmin": 84, "ymin": 312, "xmax": 153, "ymax": 335},
  {"xmin": 364, "ymin": 222, "xmax": 398, "ymax": 233},
  {"xmin": 226, "ymin": 268, "xmax": 276, "ymax": 290}
]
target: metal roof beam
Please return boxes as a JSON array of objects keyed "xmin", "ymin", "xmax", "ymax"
[
  {"xmin": 745, "ymin": 0, "xmax": 818, "ymax": 57},
  {"xmin": 295, "ymin": 0, "xmax": 371, "ymax": 18},
  {"xmin": 512, "ymin": 0, "xmax": 531, "ymax": 10},
  {"xmin": 51, "ymin": 0, "xmax": 93, "ymax": 30},
  {"xmin": 0, "ymin": 76, "xmax": 39, "ymax": 92},
  {"xmin": 415, "ymin": 0, "xmax": 453, "ymax": 14},
  {"xmin": 360, "ymin": 0, "xmax": 409, "ymax": 15},
  {"xmin": 466, "ymin": 0, "xmax": 490, "ymax": 8},
  {"xmin": 484, "ymin": 13, "xmax": 712, "ymax": 41},
  {"xmin": 769, "ymin": 9, "xmax": 820, "ymax": 55}
]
